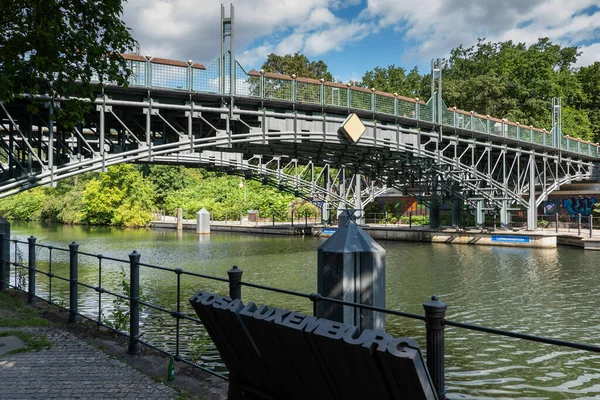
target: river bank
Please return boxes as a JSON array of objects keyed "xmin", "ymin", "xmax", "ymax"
[
  {"xmin": 0, "ymin": 290, "xmax": 227, "ymax": 400},
  {"xmin": 151, "ymin": 218, "xmax": 600, "ymax": 250}
]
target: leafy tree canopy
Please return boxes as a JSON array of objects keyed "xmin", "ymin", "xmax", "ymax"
[
  {"xmin": 0, "ymin": 0, "xmax": 136, "ymax": 125},
  {"xmin": 360, "ymin": 65, "xmax": 427, "ymax": 99},
  {"xmin": 441, "ymin": 38, "xmax": 589, "ymax": 137},
  {"xmin": 261, "ymin": 52, "xmax": 333, "ymax": 81}
]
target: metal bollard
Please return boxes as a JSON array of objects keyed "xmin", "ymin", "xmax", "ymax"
[
  {"xmin": 226, "ymin": 265, "xmax": 243, "ymax": 399},
  {"xmin": 227, "ymin": 266, "xmax": 243, "ymax": 300},
  {"xmin": 409, "ymin": 212, "xmax": 412, "ymax": 228},
  {"xmin": 69, "ymin": 242, "xmax": 79, "ymax": 323},
  {"xmin": 128, "ymin": 250, "xmax": 141, "ymax": 355},
  {"xmin": 590, "ymin": 216, "xmax": 593, "ymax": 238},
  {"xmin": 291, "ymin": 210, "xmax": 294, "ymax": 227},
  {"xmin": 555, "ymin": 213, "xmax": 559, "ymax": 234},
  {"xmin": 423, "ymin": 295, "xmax": 447, "ymax": 400},
  {"xmin": 27, "ymin": 236, "xmax": 36, "ymax": 304},
  {"xmin": 272, "ymin": 212, "xmax": 275, "ymax": 227},
  {"xmin": 578, "ymin": 213, "xmax": 582, "ymax": 236}
]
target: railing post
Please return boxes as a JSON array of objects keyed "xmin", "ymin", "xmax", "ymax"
[
  {"xmin": 69, "ymin": 242, "xmax": 79, "ymax": 323},
  {"xmin": 226, "ymin": 265, "xmax": 243, "ymax": 399},
  {"xmin": 409, "ymin": 212, "xmax": 412, "ymax": 228},
  {"xmin": 128, "ymin": 250, "xmax": 141, "ymax": 356},
  {"xmin": 27, "ymin": 236, "xmax": 36, "ymax": 304},
  {"xmin": 227, "ymin": 266, "xmax": 243, "ymax": 300},
  {"xmin": 555, "ymin": 213, "xmax": 559, "ymax": 234},
  {"xmin": 590, "ymin": 215, "xmax": 593, "ymax": 238},
  {"xmin": 272, "ymin": 211, "xmax": 275, "ymax": 226},
  {"xmin": 423, "ymin": 295, "xmax": 447, "ymax": 400},
  {"xmin": 291, "ymin": 210, "xmax": 294, "ymax": 227},
  {"xmin": 578, "ymin": 213, "xmax": 582, "ymax": 236}
]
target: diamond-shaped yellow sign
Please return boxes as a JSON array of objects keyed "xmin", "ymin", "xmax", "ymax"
[{"xmin": 340, "ymin": 113, "xmax": 366, "ymax": 143}]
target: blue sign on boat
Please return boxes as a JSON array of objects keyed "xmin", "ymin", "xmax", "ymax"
[
  {"xmin": 491, "ymin": 235, "xmax": 530, "ymax": 243},
  {"xmin": 322, "ymin": 228, "xmax": 337, "ymax": 235}
]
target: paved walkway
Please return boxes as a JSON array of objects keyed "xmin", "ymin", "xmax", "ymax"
[{"xmin": 0, "ymin": 327, "xmax": 178, "ymax": 399}]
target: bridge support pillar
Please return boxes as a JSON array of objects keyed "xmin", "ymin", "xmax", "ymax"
[
  {"xmin": 500, "ymin": 201, "xmax": 509, "ymax": 229},
  {"xmin": 429, "ymin": 198, "xmax": 440, "ymax": 229},
  {"xmin": 527, "ymin": 154, "xmax": 537, "ymax": 231},
  {"xmin": 355, "ymin": 174, "xmax": 363, "ymax": 225},
  {"xmin": 451, "ymin": 198, "xmax": 462, "ymax": 227},
  {"xmin": 476, "ymin": 200, "xmax": 485, "ymax": 228}
]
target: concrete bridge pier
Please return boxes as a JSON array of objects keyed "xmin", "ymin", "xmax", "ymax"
[
  {"xmin": 451, "ymin": 198, "xmax": 462, "ymax": 227},
  {"xmin": 475, "ymin": 200, "xmax": 485, "ymax": 228},
  {"xmin": 429, "ymin": 198, "xmax": 440, "ymax": 228},
  {"xmin": 499, "ymin": 201, "xmax": 509, "ymax": 229},
  {"xmin": 527, "ymin": 154, "xmax": 538, "ymax": 231}
]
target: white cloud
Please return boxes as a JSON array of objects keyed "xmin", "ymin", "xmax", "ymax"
[
  {"xmin": 122, "ymin": 0, "xmax": 373, "ymax": 70},
  {"xmin": 122, "ymin": 0, "xmax": 331, "ymax": 64},
  {"xmin": 304, "ymin": 22, "xmax": 370, "ymax": 56},
  {"xmin": 576, "ymin": 42, "xmax": 600, "ymax": 67},
  {"xmin": 364, "ymin": 0, "xmax": 600, "ymax": 66},
  {"xmin": 122, "ymin": 0, "xmax": 600, "ymax": 75}
]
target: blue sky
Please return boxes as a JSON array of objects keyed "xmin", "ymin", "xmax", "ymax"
[{"xmin": 122, "ymin": 0, "xmax": 600, "ymax": 83}]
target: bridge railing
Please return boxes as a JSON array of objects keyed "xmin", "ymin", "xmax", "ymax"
[
  {"xmin": 4, "ymin": 234, "xmax": 600, "ymax": 399},
  {"xmin": 101, "ymin": 54, "xmax": 600, "ymax": 158}
]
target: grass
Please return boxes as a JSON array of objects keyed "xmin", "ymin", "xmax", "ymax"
[
  {"xmin": 0, "ymin": 330, "xmax": 52, "ymax": 355},
  {"xmin": 0, "ymin": 290, "xmax": 52, "ymax": 356},
  {"xmin": 0, "ymin": 291, "xmax": 50, "ymax": 327}
]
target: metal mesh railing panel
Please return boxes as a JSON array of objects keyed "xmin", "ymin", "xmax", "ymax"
[
  {"xmin": 568, "ymin": 138, "xmax": 579, "ymax": 153},
  {"xmin": 533, "ymin": 131, "xmax": 544, "ymax": 145},
  {"xmin": 506, "ymin": 125, "xmax": 517, "ymax": 140},
  {"xmin": 151, "ymin": 64, "xmax": 188, "ymax": 90},
  {"xmin": 235, "ymin": 62, "xmax": 252, "ymax": 97},
  {"xmin": 247, "ymin": 75, "xmax": 261, "ymax": 97},
  {"xmin": 324, "ymin": 87, "xmax": 348, "ymax": 107},
  {"xmin": 454, "ymin": 113, "xmax": 468, "ymax": 128},
  {"xmin": 264, "ymin": 79, "xmax": 292, "ymax": 101},
  {"xmin": 296, "ymin": 81, "xmax": 321, "ymax": 104},
  {"xmin": 441, "ymin": 109, "xmax": 454, "ymax": 126},
  {"xmin": 583, "ymin": 142, "xmax": 591, "ymax": 155},
  {"xmin": 351, "ymin": 90, "xmax": 372, "ymax": 111},
  {"xmin": 419, "ymin": 103, "xmax": 434, "ymax": 123},
  {"xmin": 472, "ymin": 116, "xmax": 487, "ymax": 133},
  {"xmin": 127, "ymin": 61, "xmax": 147, "ymax": 87},
  {"xmin": 192, "ymin": 58, "xmax": 221, "ymax": 94},
  {"xmin": 375, "ymin": 95, "xmax": 394, "ymax": 115},
  {"xmin": 561, "ymin": 137, "xmax": 568, "ymax": 150},
  {"xmin": 398, "ymin": 100, "xmax": 416, "ymax": 119}
]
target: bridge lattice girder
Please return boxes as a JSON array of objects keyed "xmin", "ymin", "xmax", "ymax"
[{"xmin": 0, "ymin": 88, "xmax": 596, "ymax": 227}]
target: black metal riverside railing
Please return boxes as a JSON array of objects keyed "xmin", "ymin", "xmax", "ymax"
[{"xmin": 2, "ymin": 234, "xmax": 600, "ymax": 399}]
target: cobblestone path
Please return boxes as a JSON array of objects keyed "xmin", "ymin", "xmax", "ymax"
[{"xmin": 0, "ymin": 327, "xmax": 178, "ymax": 399}]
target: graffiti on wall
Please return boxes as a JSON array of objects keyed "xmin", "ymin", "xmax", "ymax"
[{"xmin": 542, "ymin": 195, "xmax": 597, "ymax": 217}]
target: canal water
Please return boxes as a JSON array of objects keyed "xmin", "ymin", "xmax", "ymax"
[{"xmin": 9, "ymin": 221, "xmax": 600, "ymax": 399}]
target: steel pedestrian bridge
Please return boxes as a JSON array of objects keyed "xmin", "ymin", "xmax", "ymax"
[{"xmin": 0, "ymin": 5, "xmax": 598, "ymax": 229}]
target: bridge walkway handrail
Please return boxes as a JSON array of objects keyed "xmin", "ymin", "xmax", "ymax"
[{"xmin": 93, "ymin": 53, "xmax": 600, "ymax": 159}]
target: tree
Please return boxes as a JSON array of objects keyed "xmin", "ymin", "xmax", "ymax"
[
  {"xmin": 261, "ymin": 52, "xmax": 333, "ymax": 81},
  {"xmin": 81, "ymin": 165, "xmax": 154, "ymax": 226},
  {"xmin": 441, "ymin": 38, "xmax": 591, "ymax": 137},
  {"xmin": 0, "ymin": 0, "xmax": 136, "ymax": 126},
  {"xmin": 577, "ymin": 62, "xmax": 600, "ymax": 142},
  {"xmin": 360, "ymin": 65, "xmax": 426, "ymax": 98}
]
